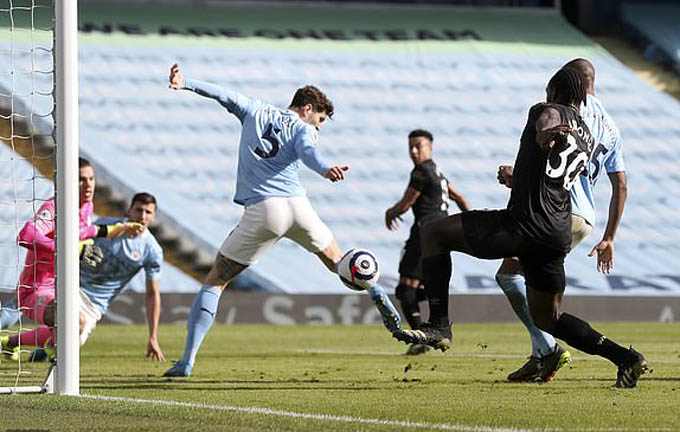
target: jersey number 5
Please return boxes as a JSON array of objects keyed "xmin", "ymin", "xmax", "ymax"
[
  {"xmin": 255, "ymin": 123, "xmax": 281, "ymax": 159},
  {"xmin": 546, "ymin": 134, "xmax": 589, "ymax": 191}
]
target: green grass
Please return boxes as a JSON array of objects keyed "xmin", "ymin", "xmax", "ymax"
[{"xmin": 2, "ymin": 322, "xmax": 679, "ymax": 431}]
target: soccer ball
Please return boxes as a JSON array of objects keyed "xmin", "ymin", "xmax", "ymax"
[{"xmin": 337, "ymin": 248, "xmax": 380, "ymax": 291}]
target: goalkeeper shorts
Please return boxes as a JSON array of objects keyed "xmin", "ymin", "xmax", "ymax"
[
  {"xmin": 18, "ymin": 283, "xmax": 54, "ymax": 325},
  {"xmin": 220, "ymin": 196, "xmax": 333, "ymax": 265}
]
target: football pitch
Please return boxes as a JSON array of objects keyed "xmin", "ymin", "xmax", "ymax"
[{"xmin": 2, "ymin": 322, "xmax": 678, "ymax": 431}]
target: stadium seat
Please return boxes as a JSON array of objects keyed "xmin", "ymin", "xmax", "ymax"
[{"xmin": 3, "ymin": 15, "xmax": 680, "ymax": 295}]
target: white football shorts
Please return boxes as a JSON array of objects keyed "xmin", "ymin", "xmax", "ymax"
[
  {"xmin": 570, "ymin": 214, "xmax": 593, "ymax": 249},
  {"xmin": 79, "ymin": 290, "xmax": 102, "ymax": 346},
  {"xmin": 220, "ymin": 196, "xmax": 334, "ymax": 265}
]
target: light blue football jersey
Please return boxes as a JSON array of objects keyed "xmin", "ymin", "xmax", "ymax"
[
  {"xmin": 570, "ymin": 94, "xmax": 625, "ymax": 226},
  {"xmin": 80, "ymin": 217, "xmax": 163, "ymax": 314},
  {"xmin": 184, "ymin": 79, "xmax": 331, "ymax": 207}
]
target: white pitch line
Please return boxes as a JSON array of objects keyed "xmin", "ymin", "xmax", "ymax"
[{"xmin": 79, "ymin": 394, "xmax": 544, "ymax": 432}]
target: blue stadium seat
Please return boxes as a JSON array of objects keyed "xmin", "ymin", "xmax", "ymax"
[{"xmin": 3, "ymin": 34, "xmax": 680, "ymax": 296}]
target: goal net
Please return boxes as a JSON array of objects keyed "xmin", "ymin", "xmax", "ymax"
[{"xmin": 0, "ymin": 0, "xmax": 79, "ymax": 395}]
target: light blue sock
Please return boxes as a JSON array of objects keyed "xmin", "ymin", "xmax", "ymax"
[
  {"xmin": 496, "ymin": 273, "xmax": 556, "ymax": 357},
  {"xmin": 0, "ymin": 298, "xmax": 21, "ymax": 329},
  {"xmin": 367, "ymin": 283, "xmax": 402, "ymax": 333},
  {"xmin": 180, "ymin": 285, "xmax": 221, "ymax": 366}
]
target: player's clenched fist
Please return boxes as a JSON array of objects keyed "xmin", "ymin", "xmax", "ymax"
[
  {"xmin": 497, "ymin": 165, "xmax": 513, "ymax": 188},
  {"xmin": 169, "ymin": 63, "xmax": 185, "ymax": 90}
]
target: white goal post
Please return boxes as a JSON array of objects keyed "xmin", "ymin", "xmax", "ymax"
[
  {"xmin": 0, "ymin": 0, "xmax": 79, "ymax": 395},
  {"xmin": 54, "ymin": 0, "xmax": 80, "ymax": 396}
]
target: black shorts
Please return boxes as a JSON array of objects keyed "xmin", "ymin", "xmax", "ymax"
[
  {"xmin": 461, "ymin": 209, "xmax": 566, "ymax": 294},
  {"xmin": 398, "ymin": 223, "xmax": 423, "ymax": 279}
]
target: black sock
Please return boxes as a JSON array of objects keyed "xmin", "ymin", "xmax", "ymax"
[
  {"xmin": 422, "ymin": 253, "xmax": 452, "ymax": 328},
  {"xmin": 552, "ymin": 313, "xmax": 631, "ymax": 366},
  {"xmin": 395, "ymin": 284, "xmax": 422, "ymax": 329}
]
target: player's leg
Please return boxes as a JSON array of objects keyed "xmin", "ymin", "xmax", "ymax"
[
  {"xmin": 164, "ymin": 253, "xmax": 248, "ymax": 377},
  {"xmin": 495, "ymin": 258, "xmax": 558, "ymax": 381},
  {"xmin": 286, "ymin": 197, "xmax": 401, "ymax": 333},
  {"xmin": 0, "ymin": 296, "xmax": 22, "ymax": 330},
  {"xmin": 522, "ymin": 215, "xmax": 591, "ymax": 381},
  {"xmin": 166, "ymin": 201, "xmax": 278, "ymax": 377},
  {"xmin": 396, "ymin": 276, "xmax": 432, "ymax": 355},
  {"xmin": 392, "ymin": 213, "xmax": 474, "ymax": 350},
  {"xmin": 524, "ymin": 253, "xmax": 648, "ymax": 388},
  {"xmin": 78, "ymin": 291, "xmax": 102, "ymax": 346},
  {"xmin": 395, "ymin": 210, "xmax": 524, "ymax": 350},
  {"xmin": 396, "ymin": 225, "xmax": 426, "ymax": 331},
  {"xmin": 420, "ymin": 213, "xmax": 471, "ymax": 332},
  {"xmin": 395, "ymin": 233, "xmax": 431, "ymax": 354},
  {"xmin": 396, "ymin": 276, "xmax": 422, "ymax": 329},
  {"xmin": 3, "ymin": 292, "xmax": 56, "ymax": 360}
]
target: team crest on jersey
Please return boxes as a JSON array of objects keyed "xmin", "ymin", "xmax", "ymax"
[
  {"xmin": 39, "ymin": 209, "xmax": 53, "ymax": 221},
  {"xmin": 127, "ymin": 249, "xmax": 142, "ymax": 261}
]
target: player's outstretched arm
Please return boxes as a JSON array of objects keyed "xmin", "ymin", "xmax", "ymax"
[
  {"xmin": 447, "ymin": 183, "xmax": 470, "ymax": 212},
  {"xmin": 144, "ymin": 279, "xmax": 166, "ymax": 361},
  {"xmin": 169, "ymin": 63, "xmax": 252, "ymax": 120},
  {"xmin": 98, "ymin": 222, "xmax": 145, "ymax": 238},
  {"xmin": 588, "ymin": 171, "xmax": 627, "ymax": 274},
  {"xmin": 385, "ymin": 187, "xmax": 420, "ymax": 230}
]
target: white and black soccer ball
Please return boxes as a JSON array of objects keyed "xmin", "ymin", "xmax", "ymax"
[{"xmin": 337, "ymin": 248, "xmax": 380, "ymax": 291}]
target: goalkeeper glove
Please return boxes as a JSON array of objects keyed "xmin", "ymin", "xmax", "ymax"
[
  {"xmin": 79, "ymin": 239, "xmax": 104, "ymax": 269},
  {"xmin": 97, "ymin": 222, "xmax": 145, "ymax": 238}
]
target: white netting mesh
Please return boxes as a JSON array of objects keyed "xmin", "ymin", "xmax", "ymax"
[{"xmin": 0, "ymin": 0, "xmax": 55, "ymax": 392}]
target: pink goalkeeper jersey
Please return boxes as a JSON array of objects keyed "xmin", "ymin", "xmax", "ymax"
[{"xmin": 17, "ymin": 198, "xmax": 96, "ymax": 291}]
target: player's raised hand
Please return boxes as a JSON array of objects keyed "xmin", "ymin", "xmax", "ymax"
[
  {"xmin": 146, "ymin": 338, "xmax": 166, "ymax": 361},
  {"xmin": 538, "ymin": 124, "xmax": 572, "ymax": 151},
  {"xmin": 169, "ymin": 63, "xmax": 185, "ymax": 90},
  {"xmin": 385, "ymin": 208, "xmax": 402, "ymax": 231},
  {"xmin": 497, "ymin": 165, "xmax": 514, "ymax": 188},
  {"xmin": 323, "ymin": 165, "xmax": 349, "ymax": 183},
  {"xmin": 588, "ymin": 239, "xmax": 614, "ymax": 274}
]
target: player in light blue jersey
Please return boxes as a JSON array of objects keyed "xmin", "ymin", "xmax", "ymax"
[
  {"xmin": 79, "ymin": 192, "xmax": 166, "ymax": 361},
  {"xmin": 164, "ymin": 63, "xmax": 402, "ymax": 377},
  {"xmin": 495, "ymin": 58, "xmax": 628, "ymax": 382}
]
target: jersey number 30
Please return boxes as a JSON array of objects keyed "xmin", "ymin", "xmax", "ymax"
[
  {"xmin": 255, "ymin": 123, "xmax": 281, "ymax": 159},
  {"xmin": 546, "ymin": 134, "xmax": 588, "ymax": 191}
]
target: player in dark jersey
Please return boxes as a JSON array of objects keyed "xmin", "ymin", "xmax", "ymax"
[
  {"xmin": 394, "ymin": 68, "xmax": 648, "ymax": 388},
  {"xmin": 385, "ymin": 129, "xmax": 469, "ymax": 355}
]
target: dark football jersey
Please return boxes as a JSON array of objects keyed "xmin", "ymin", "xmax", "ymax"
[
  {"xmin": 408, "ymin": 159, "xmax": 449, "ymax": 224},
  {"xmin": 507, "ymin": 103, "xmax": 594, "ymax": 252}
]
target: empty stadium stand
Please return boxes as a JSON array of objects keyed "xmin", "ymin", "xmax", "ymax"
[
  {"xmin": 2, "ymin": 3, "xmax": 680, "ymax": 297},
  {"xmin": 621, "ymin": 1, "xmax": 680, "ymax": 72}
]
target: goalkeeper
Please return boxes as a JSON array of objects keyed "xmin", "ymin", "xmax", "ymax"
[{"xmin": 0, "ymin": 158, "xmax": 142, "ymax": 358}]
